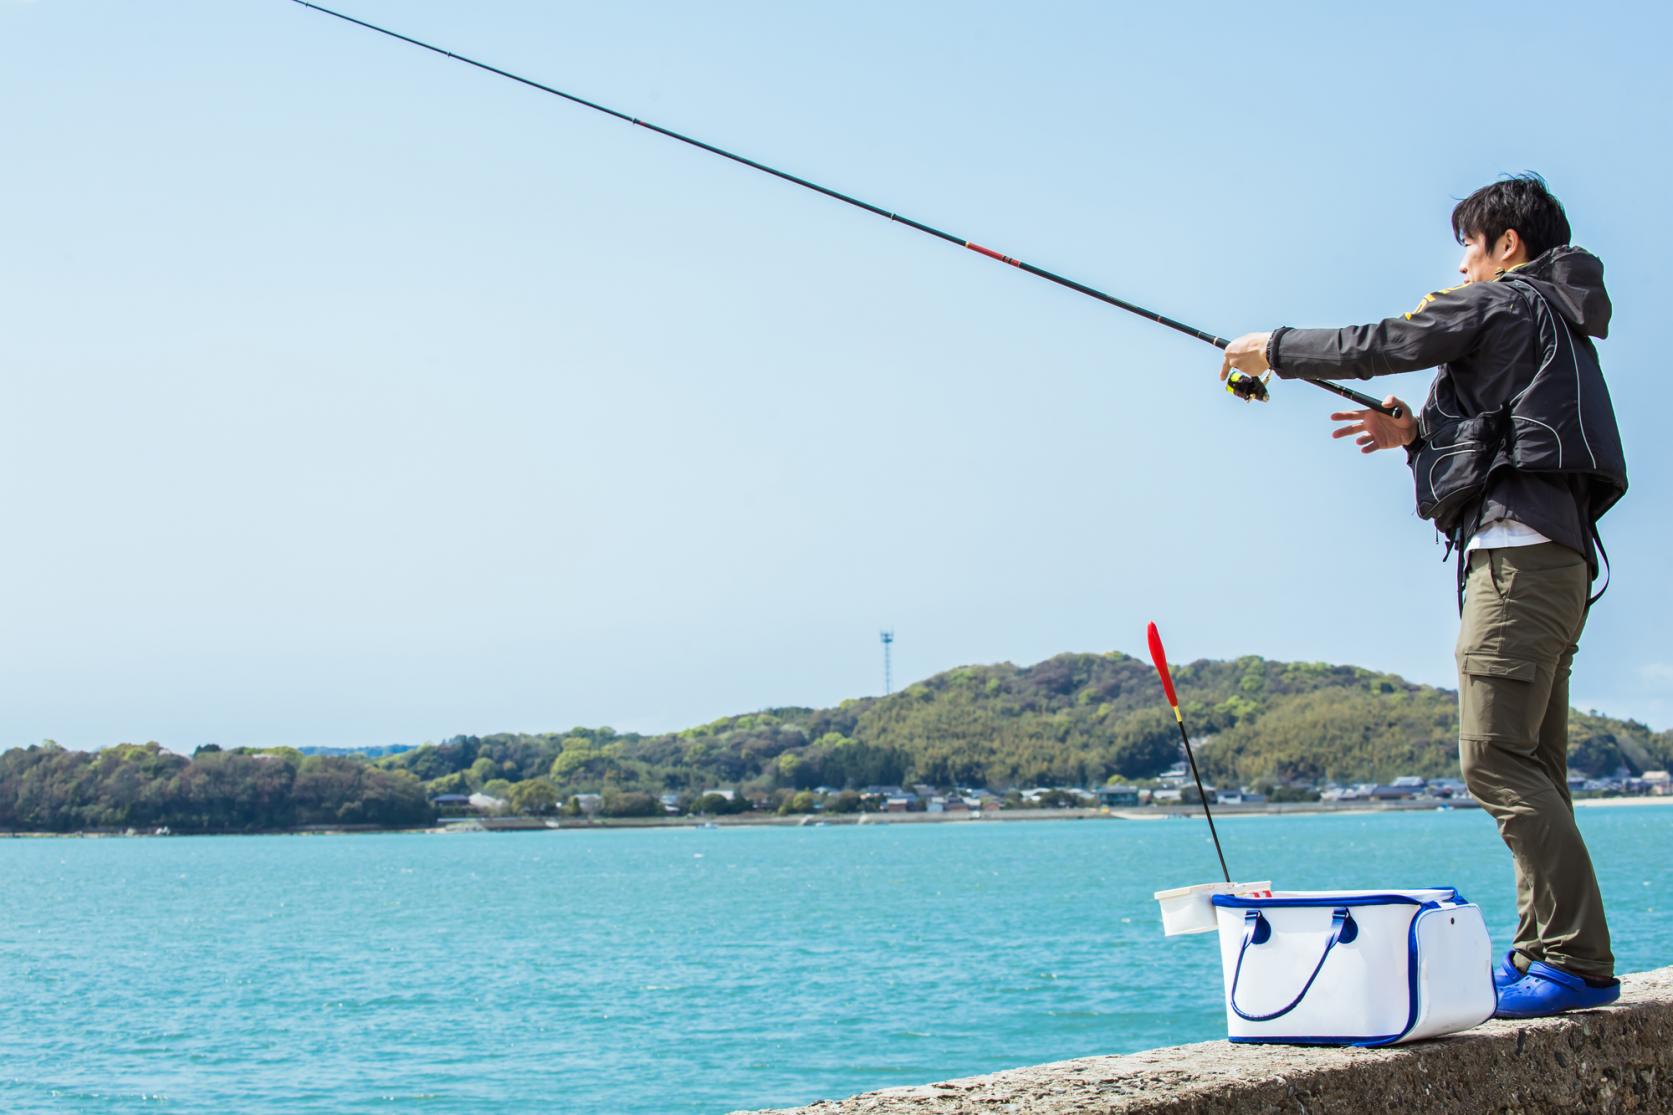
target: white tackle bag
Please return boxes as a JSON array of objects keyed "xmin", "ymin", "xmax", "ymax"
[{"xmin": 1209, "ymin": 887, "xmax": 1496, "ymax": 1045}]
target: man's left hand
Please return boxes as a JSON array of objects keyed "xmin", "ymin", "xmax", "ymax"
[{"xmin": 1331, "ymin": 397, "xmax": 1417, "ymax": 453}]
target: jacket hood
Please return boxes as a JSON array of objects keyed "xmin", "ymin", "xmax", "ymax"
[{"xmin": 1505, "ymin": 246, "xmax": 1611, "ymax": 339}]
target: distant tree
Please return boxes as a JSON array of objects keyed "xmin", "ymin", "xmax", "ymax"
[
  {"xmin": 508, "ymin": 779, "xmax": 559, "ymax": 815},
  {"xmin": 425, "ymin": 771, "xmax": 470, "ymax": 796},
  {"xmin": 777, "ymin": 790, "xmax": 817, "ymax": 815},
  {"xmin": 466, "ymin": 756, "xmax": 499, "ymax": 790},
  {"xmin": 390, "ymin": 743, "xmax": 461, "ymax": 783},
  {"xmin": 823, "ymin": 790, "xmax": 863, "ymax": 814},
  {"xmin": 692, "ymin": 792, "xmax": 749, "ymax": 816},
  {"xmin": 774, "ymin": 752, "xmax": 811, "ymax": 789},
  {"xmin": 600, "ymin": 790, "xmax": 660, "ymax": 818},
  {"xmin": 290, "ymin": 755, "xmax": 430, "ymax": 827}
]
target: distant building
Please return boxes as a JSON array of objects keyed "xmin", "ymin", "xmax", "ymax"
[
  {"xmin": 1098, "ymin": 786, "xmax": 1140, "ymax": 807},
  {"xmin": 925, "ymin": 795, "xmax": 974, "ymax": 814},
  {"xmin": 573, "ymin": 793, "xmax": 603, "ymax": 816},
  {"xmin": 1328, "ymin": 783, "xmax": 1380, "ymax": 801},
  {"xmin": 1643, "ymin": 771, "xmax": 1670, "ymax": 796}
]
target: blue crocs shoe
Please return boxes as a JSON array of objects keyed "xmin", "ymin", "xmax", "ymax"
[
  {"xmin": 1493, "ymin": 950, "xmax": 1525, "ymax": 990},
  {"xmin": 1493, "ymin": 960, "xmax": 1620, "ymax": 1019}
]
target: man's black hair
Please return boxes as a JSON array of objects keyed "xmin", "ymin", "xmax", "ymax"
[{"xmin": 1451, "ymin": 173, "xmax": 1571, "ymax": 259}]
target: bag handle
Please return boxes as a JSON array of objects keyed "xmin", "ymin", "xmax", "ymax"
[{"xmin": 1228, "ymin": 907, "xmax": 1357, "ymax": 1022}]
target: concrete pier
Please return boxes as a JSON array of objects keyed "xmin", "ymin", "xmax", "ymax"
[{"xmin": 737, "ymin": 965, "xmax": 1672, "ymax": 1114}]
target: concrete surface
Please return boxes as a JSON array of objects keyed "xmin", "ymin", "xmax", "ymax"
[{"xmin": 737, "ymin": 965, "xmax": 1672, "ymax": 1115}]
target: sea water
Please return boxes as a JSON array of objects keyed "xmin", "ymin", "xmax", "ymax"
[{"xmin": 2, "ymin": 807, "xmax": 1668, "ymax": 1114}]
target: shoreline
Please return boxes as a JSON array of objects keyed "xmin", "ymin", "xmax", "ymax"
[{"xmin": 3, "ymin": 795, "xmax": 1665, "ymax": 838}]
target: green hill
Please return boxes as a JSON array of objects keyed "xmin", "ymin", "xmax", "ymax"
[
  {"xmin": 385, "ymin": 652, "xmax": 1673, "ymax": 801},
  {"xmin": 4, "ymin": 653, "xmax": 1668, "ymax": 833}
]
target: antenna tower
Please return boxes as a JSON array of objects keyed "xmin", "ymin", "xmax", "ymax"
[{"xmin": 880, "ymin": 630, "xmax": 894, "ymax": 695}]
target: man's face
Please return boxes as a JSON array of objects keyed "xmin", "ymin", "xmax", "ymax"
[
  {"xmin": 1457, "ymin": 230, "xmax": 1527, "ymax": 283},
  {"xmin": 1457, "ymin": 233, "xmax": 1499, "ymax": 284}
]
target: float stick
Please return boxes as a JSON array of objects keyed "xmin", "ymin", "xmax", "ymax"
[
  {"xmin": 1146, "ymin": 622, "xmax": 1231, "ymax": 884},
  {"xmin": 288, "ymin": 1, "xmax": 1396, "ymax": 417}
]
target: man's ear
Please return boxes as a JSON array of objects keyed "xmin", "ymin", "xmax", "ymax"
[{"xmin": 1497, "ymin": 228, "xmax": 1523, "ymax": 261}]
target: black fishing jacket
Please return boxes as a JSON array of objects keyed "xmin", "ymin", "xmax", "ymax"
[{"xmin": 1267, "ymin": 247, "xmax": 1628, "ymax": 578}]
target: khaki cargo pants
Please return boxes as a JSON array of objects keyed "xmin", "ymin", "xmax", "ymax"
[{"xmin": 1456, "ymin": 542, "xmax": 1613, "ymax": 981}]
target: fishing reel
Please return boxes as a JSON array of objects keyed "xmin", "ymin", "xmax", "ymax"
[{"xmin": 1225, "ymin": 369, "xmax": 1271, "ymax": 404}]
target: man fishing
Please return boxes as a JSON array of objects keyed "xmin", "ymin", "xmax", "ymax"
[{"xmin": 1218, "ymin": 174, "xmax": 1628, "ymax": 1020}]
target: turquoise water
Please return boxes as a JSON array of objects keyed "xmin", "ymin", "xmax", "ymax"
[{"xmin": 2, "ymin": 807, "xmax": 1668, "ymax": 1114}]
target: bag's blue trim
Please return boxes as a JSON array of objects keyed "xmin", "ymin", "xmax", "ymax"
[
  {"xmin": 1212, "ymin": 888, "xmax": 1461, "ymax": 909},
  {"xmin": 1228, "ymin": 1033, "xmax": 1404, "ymax": 1047}
]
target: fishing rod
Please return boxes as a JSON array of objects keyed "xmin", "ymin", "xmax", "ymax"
[
  {"xmin": 290, "ymin": 1, "xmax": 1397, "ymax": 418},
  {"xmin": 1146, "ymin": 623, "xmax": 1230, "ymax": 884}
]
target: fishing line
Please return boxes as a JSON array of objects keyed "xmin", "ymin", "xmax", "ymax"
[{"xmin": 290, "ymin": 1, "xmax": 1396, "ymax": 417}]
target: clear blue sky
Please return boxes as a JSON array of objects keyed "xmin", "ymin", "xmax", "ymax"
[{"xmin": 3, "ymin": 0, "xmax": 1669, "ymax": 750}]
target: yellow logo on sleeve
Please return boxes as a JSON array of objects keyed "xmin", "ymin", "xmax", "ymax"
[{"xmin": 1404, "ymin": 285, "xmax": 1464, "ymax": 320}]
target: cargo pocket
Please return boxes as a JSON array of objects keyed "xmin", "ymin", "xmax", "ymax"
[{"xmin": 1457, "ymin": 652, "xmax": 1542, "ymax": 747}]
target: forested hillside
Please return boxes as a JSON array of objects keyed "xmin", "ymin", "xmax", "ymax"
[
  {"xmin": 3, "ymin": 653, "xmax": 1668, "ymax": 833},
  {"xmin": 0, "ymin": 744, "xmax": 430, "ymax": 833},
  {"xmin": 381, "ymin": 652, "xmax": 1672, "ymax": 803}
]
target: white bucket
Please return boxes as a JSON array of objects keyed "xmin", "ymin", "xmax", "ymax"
[{"xmin": 1155, "ymin": 880, "xmax": 1273, "ymax": 936}]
